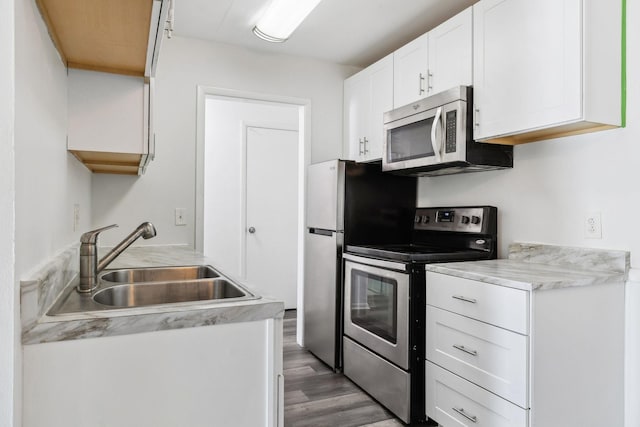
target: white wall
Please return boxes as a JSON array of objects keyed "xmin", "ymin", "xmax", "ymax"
[
  {"xmin": 0, "ymin": 0, "xmax": 15, "ymax": 424},
  {"xmin": 14, "ymin": 0, "xmax": 92, "ymax": 277},
  {"xmin": 13, "ymin": 0, "xmax": 93, "ymax": 424},
  {"xmin": 203, "ymin": 97, "xmax": 298, "ymax": 278},
  {"xmin": 92, "ymin": 36, "xmax": 359, "ymax": 247}
]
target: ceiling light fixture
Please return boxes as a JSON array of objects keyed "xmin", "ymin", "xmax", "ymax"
[{"xmin": 253, "ymin": 0, "xmax": 322, "ymax": 43}]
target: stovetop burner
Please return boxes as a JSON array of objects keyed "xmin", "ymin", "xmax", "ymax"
[
  {"xmin": 345, "ymin": 243, "xmax": 490, "ymax": 263},
  {"xmin": 356, "ymin": 244, "xmax": 468, "ymax": 254}
]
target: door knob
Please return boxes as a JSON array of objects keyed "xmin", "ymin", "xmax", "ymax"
[{"xmin": 248, "ymin": 227, "xmax": 256, "ymax": 234}]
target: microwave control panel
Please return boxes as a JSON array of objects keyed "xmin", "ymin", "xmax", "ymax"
[{"xmin": 445, "ymin": 111, "xmax": 457, "ymax": 153}]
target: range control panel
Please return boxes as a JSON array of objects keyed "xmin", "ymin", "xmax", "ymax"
[{"xmin": 414, "ymin": 207, "xmax": 495, "ymax": 234}]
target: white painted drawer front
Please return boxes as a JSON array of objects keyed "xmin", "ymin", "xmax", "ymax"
[
  {"xmin": 426, "ymin": 306, "xmax": 528, "ymax": 408},
  {"xmin": 426, "ymin": 361, "xmax": 528, "ymax": 427},
  {"xmin": 426, "ymin": 272, "xmax": 529, "ymax": 334}
]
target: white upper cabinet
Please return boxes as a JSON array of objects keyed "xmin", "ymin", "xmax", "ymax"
[
  {"xmin": 37, "ymin": 0, "xmax": 167, "ymax": 174},
  {"xmin": 393, "ymin": 33, "xmax": 429, "ymax": 108},
  {"xmin": 473, "ymin": 0, "xmax": 623, "ymax": 144},
  {"xmin": 344, "ymin": 54, "xmax": 394, "ymax": 162},
  {"xmin": 393, "ymin": 7, "xmax": 473, "ymax": 108},
  {"xmin": 67, "ymin": 69, "xmax": 155, "ymax": 175},
  {"xmin": 428, "ymin": 7, "xmax": 473, "ymax": 95}
]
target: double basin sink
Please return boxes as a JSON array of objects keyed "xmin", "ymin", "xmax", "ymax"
[{"xmin": 50, "ymin": 265, "xmax": 256, "ymax": 315}]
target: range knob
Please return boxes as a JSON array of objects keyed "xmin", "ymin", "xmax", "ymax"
[
  {"xmin": 422, "ymin": 215, "xmax": 430, "ymax": 224},
  {"xmin": 471, "ymin": 215, "xmax": 481, "ymax": 224},
  {"xmin": 461, "ymin": 216, "xmax": 470, "ymax": 224},
  {"xmin": 415, "ymin": 216, "xmax": 421, "ymax": 223}
]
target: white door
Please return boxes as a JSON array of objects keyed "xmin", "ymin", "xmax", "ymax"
[
  {"xmin": 366, "ymin": 53, "xmax": 394, "ymax": 161},
  {"xmin": 245, "ymin": 126, "xmax": 299, "ymax": 308},
  {"xmin": 393, "ymin": 32, "xmax": 429, "ymax": 107},
  {"xmin": 428, "ymin": 7, "xmax": 473, "ymax": 94},
  {"xmin": 473, "ymin": 0, "xmax": 582, "ymax": 140},
  {"xmin": 343, "ymin": 69, "xmax": 369, "ymax": 161}
]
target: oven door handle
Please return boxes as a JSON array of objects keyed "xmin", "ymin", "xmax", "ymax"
[{"xmin": 430, "ymin": 106, "xmax": 443, "ymax": 162}]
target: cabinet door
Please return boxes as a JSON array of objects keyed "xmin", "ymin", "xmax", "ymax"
[
  {"xmin": 428, "ymin": 7, "xmax": 473, "ymax": 95},
  {"xmin": 343, "ymin": 70, "xmax": 369, "ymax": 161},
  {"xmin": 364, "ymin": 54, "xmax": 394, "ymax": 161},
  {"xmin": 473, "ymin": 0, "xmax": 582, "ymax": 140},
  {"xmin": 68, "ymin": 69, "xmax": 146, "ymax": 154},
  {"xmin": 393, "ymin": 32, "xmax": 429, "ymax": 108}
]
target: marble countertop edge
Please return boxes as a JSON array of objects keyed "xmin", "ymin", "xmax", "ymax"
[
  {"xmin": 425, "ymin": 261, "xmax": 626, "ymax": 291},
  {"xmin": 23, "ymin": 301, "xmax": 284, "ymax": 345}
]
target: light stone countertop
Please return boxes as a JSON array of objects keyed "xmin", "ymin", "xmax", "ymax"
[
  {"xmin": 21, "ymin": 245, "xmax": 284, "ymax": 345},
  {"xmin": 425, "ymin": 242, "xmax": 630, "ymax": 291}
]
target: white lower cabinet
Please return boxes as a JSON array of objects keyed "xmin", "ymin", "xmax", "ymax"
[
  {"xmin": 426, "ymin": 361, "xmax": 528, "ymax": 427},
  {"xmin": 23, "ymin": 319, "xmax": 283, "ymax": 427},
  {"xmin": 426, "ymin": 305, "xmax": 528, "ymax": 407},
  {"xmin": 425, "ymin": 271, "xmax": 625, "ymax": 427}
]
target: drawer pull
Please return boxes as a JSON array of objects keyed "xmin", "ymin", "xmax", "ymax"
[
  {"xmin": 453, "ymin": 406, "xmax": 478, "ymax": 423},
  {"xmin": 453, "ymin": 344, "xmax": 478, "ymax": 356},
  {"xmin": 452, "ymin": 295, "xmax": 477, "ymax": 304}
]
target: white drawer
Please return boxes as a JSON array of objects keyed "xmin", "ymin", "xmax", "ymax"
[
  {"xmin": 426, "ymin": 306, "xmax": 528, "ymax": 408},
  {"xmin": 426, "ymin": 272, "xmax": 529, "ymax": 334},
  {"xmin": 426, "ymin": 361, "xmax": 528, "ymax": 427}
]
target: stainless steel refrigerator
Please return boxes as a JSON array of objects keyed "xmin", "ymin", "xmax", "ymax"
[{"xmin": 303, "ymin": 159, "xmax": 416, "ymax": 370}]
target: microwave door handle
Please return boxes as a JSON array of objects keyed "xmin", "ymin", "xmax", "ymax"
[{"xmin": 430, "ymin": 106, "xmax": 443, "ymax": 162}]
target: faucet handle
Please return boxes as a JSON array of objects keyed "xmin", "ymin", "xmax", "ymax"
[{"xmin": 80, "ymin": 224, "xmax": 118, "ymax": 244}]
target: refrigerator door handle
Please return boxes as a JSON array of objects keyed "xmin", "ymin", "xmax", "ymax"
[{"xmin": 309, "ymin": 228, "xmax": 334, "ymax": 236}]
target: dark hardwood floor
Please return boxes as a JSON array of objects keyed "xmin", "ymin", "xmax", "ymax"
[{"xmin": 283, "ymin": 310, "xmax": 413, "ymax": 427}]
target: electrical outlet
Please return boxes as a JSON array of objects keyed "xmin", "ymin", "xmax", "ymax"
[
  {"xmin": 585, "ymin": 212, "xmax": 602, "ymax": 239},
  {"xmin": 73, "ymin": 204, "xmax": 80, "ymax": 232},
  {"xmin": 175, "ymin": 208, "xmax": 187, "ymax": 226}
]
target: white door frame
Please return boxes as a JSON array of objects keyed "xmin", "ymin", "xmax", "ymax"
[
  {"xmin": 195, "ymin": 86, "xmax": 310, "ymax": 341},
  {"xmin": 240, "ymin": 122, "xmax": 298, "ymax": 281}
]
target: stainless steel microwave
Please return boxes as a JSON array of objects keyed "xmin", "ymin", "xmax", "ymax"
[{"xmin": 382, "ymin": 86, "xmax": 513, "ymax": 176}]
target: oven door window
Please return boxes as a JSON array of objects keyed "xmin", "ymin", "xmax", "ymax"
[
  {"xmin": 387, "ymin": 117, "xmax": 435, "ymax": 163},
  {"xmin": 350, "ymin": 269, "xmax": 398, "ymax": 344}
]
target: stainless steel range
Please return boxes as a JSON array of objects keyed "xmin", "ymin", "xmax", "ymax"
[{"xmin": 342, "ymin": 206, "xmax": 498, "ymax": 424}]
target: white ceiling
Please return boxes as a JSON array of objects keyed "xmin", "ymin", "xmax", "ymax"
[{"xmin": 172, "ymin": 0, "xmax": 478, "ymax": 68}]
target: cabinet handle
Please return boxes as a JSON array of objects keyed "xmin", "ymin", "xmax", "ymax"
[
  {"xmin": 363, "ymin": 137, "xmax": 369, "ymax": 154},
  {"xmin": 359, "ymin": 138, "xmax": 364, "ymax": 155},
  {"xmin": 452, "ymin": 295, "xmax": 477, "ymax": 304},
  {"xmin": 419, "ymin": 73, "xmax": 426, "ymax": 95},
  {"xmin": 474, "ymin": 107, "xmax": 480, "ymax": 128},
  {"xmin": 427, "ymin": 70, "xmax": 433, "ymax": 92},
  {"xmin": 453, "ymin": 344, "xmax": 478, "ymax": 356},
  {"xmin": 453, "ymin": 407, "xmax": 478, "ymax": 423}
]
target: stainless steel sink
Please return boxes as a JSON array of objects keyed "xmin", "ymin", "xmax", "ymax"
[
  {"xmin": 48, "ymin": 265, "xmax": 258, "ymax": 315},
  {"xmin": 100, "ymin": 265, "xmax": 220, "ymax": 283},
  {"xmin": 93, "ymin": 278, "xmax": 247, "ymax": 308}
]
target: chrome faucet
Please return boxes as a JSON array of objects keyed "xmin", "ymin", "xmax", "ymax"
[{"xmin": 78, "ymin": 222, "xmax": 157, "ymax": 293}]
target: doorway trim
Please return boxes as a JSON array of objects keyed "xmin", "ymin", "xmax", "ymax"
[{"xmin": 195, "ymin": 86, "xmax": 311, "ymax": 338}]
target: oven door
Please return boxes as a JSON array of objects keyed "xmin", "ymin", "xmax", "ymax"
[
  {"xmin": 344, "ymin": 258, "xmax": 410, "ymax": 370},
  {"xmin": 383, "ymin": 100, "xmax": 467, "ymax": 172}
]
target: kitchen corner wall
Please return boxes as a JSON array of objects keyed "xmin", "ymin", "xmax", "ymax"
[
  {"xmin": 14, "ymin": 0, "xmax": 93, "ymax": 277},
  {"xmin": 92, "ymin": 36, "xmax": 359, "ymax": 247},
  {"xmin": 12, "ymin": 0, "xmax": 93, "ymax": 425}
]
